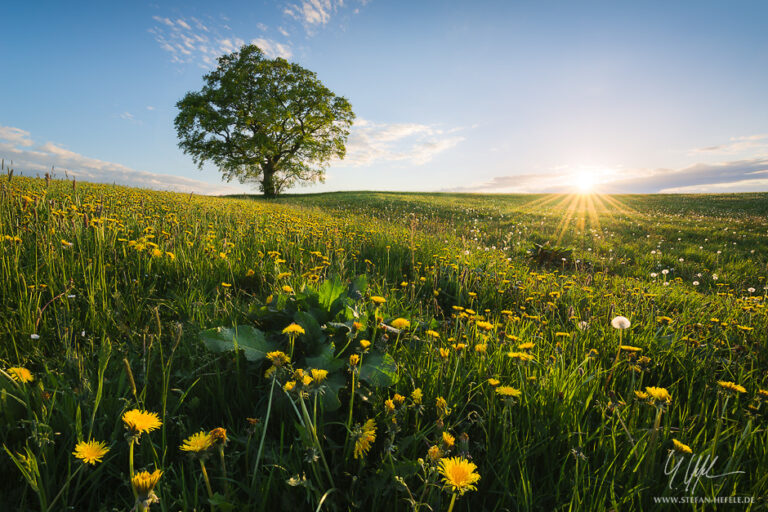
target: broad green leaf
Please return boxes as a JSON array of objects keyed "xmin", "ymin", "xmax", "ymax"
[
  {"xmin": 359, "ymin": 352, "xmax": 398, "ymax": 387},
  {"xmin": 318, "ymin": 277, "xmax": 346, "ymax": 311},
  {"xmin": 305, "ymin": 343, "xmax": 345, "ymax": 373},
  {"xmin": 200, "ymin": 326, "xmax": 276, "ymax": 362}
]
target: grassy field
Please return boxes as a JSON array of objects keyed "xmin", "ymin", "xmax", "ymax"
[{"xmin": 2, "ymin": 176, "xmax": 767, "ymax": 511}]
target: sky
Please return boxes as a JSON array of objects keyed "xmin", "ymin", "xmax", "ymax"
[{"xmin": 1, "ymin": 0, "xmax": 767, "ymax": 195}]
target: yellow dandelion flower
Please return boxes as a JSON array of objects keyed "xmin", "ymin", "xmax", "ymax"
[
  {"xmin": 122, "ymin": 409, "xmax": 162, "ymax": 435},
  {"xmin": 132, "ymin": 469, "xmax": 162, "ymax": 501},
  {"xmin": 438, "ymin": 457, "xmax": 481, "ymax": 495},
  {"xmin": 507, "ymin": 351, "xmax": 534, "ymax": 362},
  {"xmin": 349, "ymin": 354, "xmax": 360, "ymax": 366},
  {"xmin": 264, "ymin": 366, "xmax": 277, "ymax": 378},
  {"xmin": 354, "ymin": 419, "xmax": 376, "ymax": 459},
  {"xmin": 436, "ymin": 396, "xmax": 449, "ymax": 416},
  {"xmin": 620, "ymin": 345, "xmax": 643, "ymax": 352},
  {"xmin": 411, "ymin": 388, "xmax": 423, "ymax": 404},
  {"xmin": 495, "ymin": 386, "xmax": 522, "ymax": 398},
  {"xmin": 73, "ymin": 439, "xmax": 110, "ymax": 465},
  {"xmin": 385, "ymin": 399, "xmax": 395, "ymax": 412},
  {"xmin": 442, "ymin": 431, "xmax": 455, "ymax": 447},
  {"xmin": 475, "ymin": 321, "xmax": 494, "ymax": 331},
  {"xmin": 393, "ymin": 393, "xmax": 406, "ymax": 405},
  {"xmin": 634, "ymin": 390, "xmax": 649, "ymax": 400},
  {"xmin": 439, "ymin": 347, "xmax": 451, "ymax": 359},
  {"xmin": 672, "ymin": 439, "xmax": 692, "ymax": 454},
  {"xmin": 180, "ymin": 431, "xmax": 213, "ymax": 453},
  {"xmin": 474, "ymin": 343, "xmax": 487, "ymax": 353},
  {"xmin": 209, "ymin": 428, "xmax": 227, "ymax": 444},
  {"xmin": 246, "ymin": 269, "xmax": 255, "ymax": 277},
  {"xmin": 6, "ymin": 367, "xmax": 34, "ymax": 384},
  {"xmin": 391, "ymin": 318, "xmax": 410, "ymax": 330},
  {"xmin": 284, "ymin": 380, "xmax": 296, "ymax": 392},
  {"xmin": 221, "ymin": 282, "xmax": 232, "ymax": 288},
  {"xmin": 302, "ymin": 375, "xmax": 314, "ymax": 387},
  {"xmin": 428, "ymin": 445, "xmax": 442, "ymax": 461},
  {"xmin": 426, "ymin": 330, "xmax": 440, "ymax": 339},
  {"xmin": 645, "ymin": 386, "xmax": 672, "ymax": 404},
  {"xmin": 282, "ymin": 285, "xmax": 294, "ymax": 293},
  {"xmin": 487, "ymin": 378, "xmax": 500, "ymax": 386},
  {"xmin": 266, "ymin": 351, "xmax": 290, "ymax": 367},
  {"xmin": 370, "ymin": 296, "xmax": 387, "ymax": 305},
  {"xmin": 657, "ymin": 316, "xmax": 674, "ymax": 326},
  {"xmin": 282, "ymin": 323, "xmax": 305, "ymax": 335},
  {"xmin": 717, "ymin": 381, "xmax": 746, "ymax": 394},
  {"xmin": 517, "ymin": 342, "xmax": 535, "ymax": 350},
  {"xmin": 310, "ymin": 368, "xmax": 328, "ymax": 383},
  {"xmin": 359, "ymin": 339, "xmax": 371, "ymax": 350}
]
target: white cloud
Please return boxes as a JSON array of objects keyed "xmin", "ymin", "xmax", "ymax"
[
  {"xmin": 335, "ymin": 118, "xmax": 465, "ymax": 167},
  {"xmin": 284, "ymin": 0, "xmax": 367, "ymax": 35},
  {"xmin": 690, "ymin": 133, "xmax": 768, "ymax": 156},
  {"xmin": 0, "ymin": 126, "xmax": 33, "ymax": 147},
  {"xmin": 150, "ymin": 16, "xmax": 291, "ymax": 68},
  {"xmin": 0, "ymin": 124, "xmax": 240, "ymax": 195}
]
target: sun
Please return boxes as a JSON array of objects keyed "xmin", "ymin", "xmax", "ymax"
[{"xmin": 574, "ymin": 170, "xmax": 596, "ymax": 194}]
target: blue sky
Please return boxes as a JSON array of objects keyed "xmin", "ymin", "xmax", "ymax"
[{"xmin": 1, "ymin": 0, "xmax": 767, "ymax": 194}]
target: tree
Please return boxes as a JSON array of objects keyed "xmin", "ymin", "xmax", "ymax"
[{"xmin": 174, "ymin": 45, "xmax": 355, "ymax": 197}]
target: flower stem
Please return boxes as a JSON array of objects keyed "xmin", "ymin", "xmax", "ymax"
[{"xmin": 447, "ymin": 493, "xmax": 458, "ymax": 512}]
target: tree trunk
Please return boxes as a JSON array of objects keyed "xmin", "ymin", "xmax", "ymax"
[{"xmin": 262, "ymin": 166, "xmax": 277, "ymax": 198}]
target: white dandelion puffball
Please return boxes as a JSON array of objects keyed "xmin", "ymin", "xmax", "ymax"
[{"xmin": 611, "ymin": 316, "xmax": 631, "ymax": 330}]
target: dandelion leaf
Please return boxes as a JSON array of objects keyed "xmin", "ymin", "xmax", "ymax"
[
  {"xmin": 200, "ymin": 326, "xmax": 277, "ymax": 362},
  {"xmin": 359, "ymin": 352, "xmax": 398, "ymax": 387}
]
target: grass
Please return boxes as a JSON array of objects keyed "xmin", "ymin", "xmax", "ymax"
[{"xmin": 1, "ymin": 175, "xmax": 767, "ymax": 511}]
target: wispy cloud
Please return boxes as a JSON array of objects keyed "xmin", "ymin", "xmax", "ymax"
[
  {"xmin": 335, "ymin": 118, "xmax": 465, "ymax": 167},
  {"xmin": 149, "ymin": 15, "xmax": 291, "ymax": 68},
  {"xmin": 0, "ymin": 124, "xmax": 240, "ymax": 195},
  {"xmin": 690, "ymin": 134, "xmax": 768, "ymax": 156},
  {"xmin": 283, "ymin": 0, "xmax": 369, "ymax": 35}
]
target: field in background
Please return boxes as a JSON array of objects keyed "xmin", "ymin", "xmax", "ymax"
[{"xmin": 2, "ymin": 177, "xmax": 767, "ymax": 510}]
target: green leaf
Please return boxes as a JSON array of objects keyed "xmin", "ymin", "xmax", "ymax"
[
  {"xmin": 318, "ymin": 372, "xmax": 346, "ymax": 411},
  {"xmin": 200, "ymin": 326, "xmax": 277, "ymax": 362},
  {"xmin": 359, "ymin": 352, "xmax": 398, "ymax": 387},
  {"xmin": 318, "ymin": 277, "xmax": 346, "ymax": 311},
  {"xmin": 305, "ymin": 343, "xmax": 345, "ymax": 373}
]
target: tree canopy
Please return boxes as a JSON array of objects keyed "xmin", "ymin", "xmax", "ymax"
[{"xmin": 175, "ymin": 45, "xmax": 355, "ymax": 197}]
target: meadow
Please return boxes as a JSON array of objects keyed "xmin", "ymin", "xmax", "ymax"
[{"xmin": 1, "ymin": 175, "xmax": 767, "ymax": 511}]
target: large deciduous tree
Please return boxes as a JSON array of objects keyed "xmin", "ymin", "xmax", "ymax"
[{"xmin": 175, "ymin": 45, "xmax": 355, "ymax": 197}]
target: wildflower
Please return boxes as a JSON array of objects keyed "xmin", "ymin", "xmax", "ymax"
[
  {"xmin": 442, "ymin": 431, "xmax": 455, "ymax": 447},
  {"xmin": 439, "ymin": 347, "xmax": 451, "ymax": 359},
  {"xmin": 717, "ymin": 381, "xmax": 746, "ymax": 394},
  {"xmin": 209, "ymin": 428, "xmax": 227, "ymax": 445},
  {"xmin": 73, "ymin": 440, "xmax": 110, "ymax": 465},
  {"xmin": 426, "ymin": 330, "xmax": 440, "ymax": 339},
  {"xmin": 620, "ymin": 345, "xmax": 642, "ymax": 352},
  {"xmin": 349, "ymin": 354, "xmax": 360, "ymax": 367},
  {"xmin": 165, "ymin": 251, "xmax": 176, "ymax": 260},
  {"xmin": 282, "ymin": 323, "xmax": 305, "ymax": 335},
  {"xmin": 657, "ymin": 316, "xmax": 673, "ymax": 326},
  {"xmin": 246, "ymin": 269, "xmax": 255, "ymax": 277},
  {"xmin": 5, "ymin": 367, "xmax": 34, "ymax": 384},
  {"xmin": 611, "ymin": 316, "xmax": 631, "ymax": 329},
  {"xmin": 284, "ymin": 380, "xmax": 296, "ymax": 392},
  {"xmin": 359, "ymin": 339, "xmax": 371, "ymax": 350},
  {"xmin": 266, "ymin": 351, "xmax": 290, "ymax": 367},
  {"xmin": 123, "ymin": 409, "xmax": 162, "ymax": 435},
  {"xmin": 370, "ymin": 296, "xmax": 387, "ymax": 305},
  {"xmin": 474, "ymin": 343, "xmax": 487, "ymax": 353},
  {"xmin": 277, "ymin": 272, "xmax": 291, "ymax": 279},
  {"xmin": 180, "ymin": 431, "xmax": 214, "ymax": 454},
  {"xmin": 495, "ymin": 386, "xmax": 521, "ymax": 398},
  {"xmin": 428, "ymin": 445, "xmax": 442, "ymax": 461},
  {"xmin": 385, "ymin": 399, "xmax": 396, "ymax": 412},
  {"xmin": 487, "ymin": 378, "xmax": 500, "ymax": 386},
  {"xmin": 438, "ymin": 457, "xmax": 481, "ymax": 495},
  {"xmin": 517, "ymin": 342, "xmax": 535, "ymax": 350},
  {"xmin": 411, "ymin": 388, "xmax": 423, "ymax": 404},
  {"xmin": 221, "ymin": 282, "xmax": 232, "ymax": 288},
  {"xmin": 61, "ymin": 239, "xmax": 73, "ymax": 248},
  {"xmin": 264, "ymin": 366, "xmax": 276, "ymax": 378},
  {"xmin": 475, "ymin": 321, "xmax": 494, "ymax": 331},
  {"xmin": 391, "ymin": 318, "xmax": 411, "ymax": 330},
  {"xmin": 644, "ymin": 386, "xmax": 672, "ymax": 404},
  {"xmin": 302, "ymin": 375, "xmax": 314, "ymax": 387},
  {"xmin": 393, "ymin": 393, "xmax": 406, "ymax": 405},
  {"xmin": 132, "ymin": 469, "xmax": 162, "ymax": 507},
  {"xmin": 311, "ymin": 369, "xmax": 328, "ymax": 383},
  {"xmin": 672, "ymin": 439, "xmax": 692, "ymax": 454},
  {"xmin": 634, "ymin": 390, "xmax": 649, "ymax": 400},
  {"xmin": 507, "ymin": 351, "xmax": 534, "ymax": 362},
  {"xmin": 353, "ymin": 419, "xmax": 376, "ymax": 459},
  {"xmin": 452, "ymin": 343, "xmax": 466, "ymax": 351},
  {"xmin": 436, "ymin": 396, "xmax": 449, "ymax": 416},
  {"xmin": 555, "ymin": 332, "xmax": 570, "ymax": 338},
  {"xmin": 282, "ymin": 285, "xmax": 294, "ymax": 293}
]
